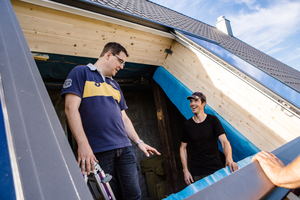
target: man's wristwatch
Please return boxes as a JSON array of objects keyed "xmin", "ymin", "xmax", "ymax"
[{"xmin": 136, "ymin": 140, "xmax": 144, "ymax": 146}]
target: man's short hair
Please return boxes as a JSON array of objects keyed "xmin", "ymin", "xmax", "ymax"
[
  {"xmin": 187, "ymin": 92, "xmax": 206, "ymax": 104},
  {"xmin": 100, "ymin": 42, "xmax": 129, "ymax": 57}
]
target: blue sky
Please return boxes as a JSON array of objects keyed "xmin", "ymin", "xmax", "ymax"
[{"xmin": 150, "ymin": 0, "xmax": 300, "ymax": 72}]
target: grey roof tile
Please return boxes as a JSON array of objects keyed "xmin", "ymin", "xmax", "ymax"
[{"xmin": 88, "ymin": 0, "xmax": 300, "ymax": 91}]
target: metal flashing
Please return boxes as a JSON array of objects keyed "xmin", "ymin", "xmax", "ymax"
[
  {"xmin": 0, "ymin": 0, "xmax": 93, "ymax": 199},
  {"xmin": 185, "ymin": 137, "xmax": 300, "ymax": 200}
]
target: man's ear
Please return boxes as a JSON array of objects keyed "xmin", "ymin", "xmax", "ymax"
[{"xmin": 104, "ymin": 51, "xmax": 112, "ymax": 60}]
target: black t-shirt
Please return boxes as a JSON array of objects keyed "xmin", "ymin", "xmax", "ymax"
[{"xmin": 181, "ymin": 114, "xmax": 225, "ymax": 176}]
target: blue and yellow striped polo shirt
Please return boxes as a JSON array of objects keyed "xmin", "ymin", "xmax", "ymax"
[{"xmin": 61, "ymin": 64, "xmax": 131, "ymax": 153}]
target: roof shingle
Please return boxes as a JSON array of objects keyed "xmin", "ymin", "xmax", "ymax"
[{"xmin": 89, "ymin": 0, "xmax": 300, "ymax": 91}]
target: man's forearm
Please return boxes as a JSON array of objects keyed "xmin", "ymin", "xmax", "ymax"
[
  {"xmin": 219, "ymin": 134, "xmax": 233, "ymax": 162},
  {"xmin": 223, "ymin": 141, "xmax": 233, "ymax": 162},
  {"xmin": 65, "ymin": 108, "xmax": 89, "ymax": 145},
  {"xmin": 121, "ymin": 110, "xmax": 140, "ymax": 143},
  {"xmin": 273, "ymin": 155, "xmax": 300, "ymax": 188},
  {"xmin": 65, "ymin": 93, "xmax": 97, "ymax": 174},
  {"xmin": 180, "ymin": 146, "xmax": 189, "ymax": 171}
]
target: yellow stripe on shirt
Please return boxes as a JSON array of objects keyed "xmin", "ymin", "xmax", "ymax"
[{"xmin": 82, "ymin": 81, "xmax": 121, "ymax": 102}]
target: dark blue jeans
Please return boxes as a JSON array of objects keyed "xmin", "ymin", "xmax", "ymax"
[{"xmin": 95, "ymin": 146, "xmax": 141, "ymax": 200}]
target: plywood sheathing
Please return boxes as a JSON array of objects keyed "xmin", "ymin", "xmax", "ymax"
[{"xmin": 11, "ymin": 0, "xmax": 173, "ymax": 65}]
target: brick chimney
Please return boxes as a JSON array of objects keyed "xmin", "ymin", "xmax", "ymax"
[{"xmin": 216, "ymin": 16, "xmax": 233, "ymax": 36}]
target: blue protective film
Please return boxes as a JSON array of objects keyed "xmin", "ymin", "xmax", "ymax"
[
  {"xmin": 0, "ymin": 99, "xmax": 16, "ymax": 200},
  {"xmin": 163, "ymin": 156, "xmax": 253, "ymax": 200},
  {"xmin": 153, "ymin": 66, "xmax": 259, "ymax": 161},
  {"xmin": 182, "ymin": 32, "xmax": 300, "ymax": 109}
]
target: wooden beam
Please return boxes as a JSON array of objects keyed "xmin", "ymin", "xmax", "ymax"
[
  {"xmin": 11, "ymin": 0, "xmax": 173, "ymax": 65},
  {"xmin": 152, "ymin": 80, "xmax": 179, "ymax": 194}
]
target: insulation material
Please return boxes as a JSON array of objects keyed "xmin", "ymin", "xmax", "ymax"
[{"xmin": 164, "ymin": 156, "xmax": 253, "ymax": 200}]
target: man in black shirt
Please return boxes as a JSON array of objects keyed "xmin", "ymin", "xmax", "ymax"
[{"xmin": 180, "ymin": 92, "xmax": 238, "ymax": 185}]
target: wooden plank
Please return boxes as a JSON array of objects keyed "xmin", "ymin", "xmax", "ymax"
[
  {"xmin": 22, "ymin": 30, "xmax": 166, "ymax": 65},
  {"xmin": 189, "ymin": 48, "xmax": 300, "ymax": 139},
  {"xmin": 162, "ymin": 41, "xmax": 300, "ymax": 151},
  {"xmin": 11, "ymin": 0, "xmax": 173, "ymax": 45},
  {"xmin": 175, "ymin": 41, "xmax": 300, "ymax": 142},
  {"xmin": 174, "ymin": 47, "xmax": 300, "ymax": 138},
  {"xmin": 152, "ymin": 81, "xmax": 179, "ymax": 194},
  {"xmin": 15, "ymin": 13, "xmax": 171, "ymax": 54},
  {"xmin": 11, "ymin": 0, "xmax": 173, "ymax": 65}
]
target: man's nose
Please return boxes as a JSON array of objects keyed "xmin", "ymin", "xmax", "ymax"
[{"xmin": 118, "ymin": 62, "xmax": 124, "ymax": 69}]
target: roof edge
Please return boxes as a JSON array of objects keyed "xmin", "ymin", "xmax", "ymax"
[{"xmin": 50, "ymin": 0, "xmax": 174, "ymax": 32}]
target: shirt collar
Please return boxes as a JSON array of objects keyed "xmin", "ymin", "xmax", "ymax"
[{"xmin": 87, "ymin": 63, "xmax": 113, "ymax": 80}]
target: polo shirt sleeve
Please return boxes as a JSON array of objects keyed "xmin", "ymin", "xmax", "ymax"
[
  {"xmin": 61, "ymin": 66, "xmax": 86, "ymax": 99},
  {"xmin": 114, "ymin": 81, "xmax": 128, "ymax": 111}
]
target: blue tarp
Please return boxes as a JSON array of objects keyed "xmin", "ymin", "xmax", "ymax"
[{"xmin": 164, "ymin": 155, "xmax": 253, "ymax": 200}]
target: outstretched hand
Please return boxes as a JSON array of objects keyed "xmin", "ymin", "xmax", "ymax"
[{"xmin": 138, "ymin": 142, "xmax": 161, "ymax": 157}]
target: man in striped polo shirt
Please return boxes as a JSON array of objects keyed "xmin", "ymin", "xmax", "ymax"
[{"xmin": 62, "ymin": 42, "xmax": 160, "ymax": 200}]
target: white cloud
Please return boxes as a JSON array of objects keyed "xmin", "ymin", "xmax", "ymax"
[
  {"xmin": 266, "ymin": 47, "xmax": 284, "ymax": 55},
  {"xmin": 234, "ymin": 0, "xmax": 261, "ymax": 10},
  {"xmin": 229, "ymin": 1, "xmax": 300, "ymax": 52},
  {"xmin": 284, "ymin": 47, "xmax": 300, "ymax": 63}
]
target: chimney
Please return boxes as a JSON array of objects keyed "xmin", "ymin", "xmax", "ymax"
[{"xmin": 216, "ymin": 16, "xmax": 233, "ymax": 36}]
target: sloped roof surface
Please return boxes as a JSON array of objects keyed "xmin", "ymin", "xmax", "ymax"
[{"xmin": 89, "ymin": 0, "xmax": 300, "ymax": 91}]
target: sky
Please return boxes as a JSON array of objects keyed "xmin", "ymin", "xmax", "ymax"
[{"xmin": 150, "ymin": 0, "xmax": 300, "ymax": 72}]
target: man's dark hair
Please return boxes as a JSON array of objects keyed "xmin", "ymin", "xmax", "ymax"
[
  {"xmin": 200, "ymin": 98, "xmax": 206, "ymax": 104},
  {"xmin": 100, "ymin": 42, "xmax": 129, "ymax": 57}
]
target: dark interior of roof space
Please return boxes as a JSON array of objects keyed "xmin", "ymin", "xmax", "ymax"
[{"xmin": 35, "ymin": 52, "xmax": 158, "ymax": 90}]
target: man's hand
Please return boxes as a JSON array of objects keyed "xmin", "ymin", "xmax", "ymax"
[
  {"xmin": 226, "ymin": 160, "xmax": 239, "ymax": 172},
  {"xmin": 77, "ymin": 143, "xmax": 98, "ymax": 175},
  {"xmin": 183, "ymin": 169, "xmax": 194, "ymax": 185},
  {"xmin": 138, "ymin": 142, "xmax": 161, "ymax": 157},
  {"xmin": 252, "ymin": 151, "xmax": 285, "ymax": 185}
]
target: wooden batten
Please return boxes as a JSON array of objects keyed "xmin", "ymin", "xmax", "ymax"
[
  {"xmin": 11, "ymin": 0, "xmax": 173, "ymax": 65},
  {"xmin": 163, "ymin": 41, "xmax": 300, "ymax": 152},
  {"xmin": 152, "ymin": 81, "xmax": 179, "ymax": 194}
]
